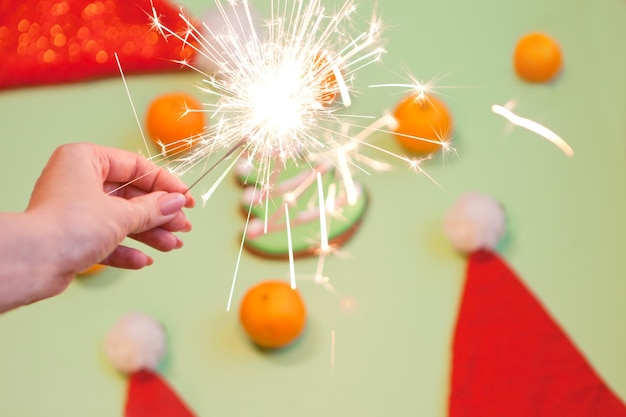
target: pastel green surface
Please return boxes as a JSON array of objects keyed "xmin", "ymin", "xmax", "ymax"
[{"xmin": 0, "ymin": 1, "xmax": 625, "ymax": 417}]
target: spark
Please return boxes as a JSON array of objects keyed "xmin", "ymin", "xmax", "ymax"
[
  {"xmin": 226, "ymin": 185, "xmax": 258, "ymax": 312},
  {"xmin": 339, "ymin": 296, "xmax": 357, "ymax": 313},
  {"xmin": 285, "ymin": 203, "xmax": 297, "ymax": 289},
  {"xmin": 114, "ymin": 53, "xmax": 151, "ymax": 159},
  {"xmin": 316, "ymin": 172, "xmax": 330, "ymax": 253},
  {"xmin": 491, "ymin": 103, "xmax": 574, "ymax": 157},
  {"xmin": 369, "ymin": 81, "xmax": 433, "ymax": 101},
  {"xmin": 138, "ymin": 0, "xmax": 451, "ymax": 304},
  {"xmin": 147, "ymin": 0, "xmax": 167, "ymax": 39}
]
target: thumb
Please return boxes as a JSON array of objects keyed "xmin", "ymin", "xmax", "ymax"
[{"xmin": 125, "ymin": 192, "xmax": 187, "ymax": 234}]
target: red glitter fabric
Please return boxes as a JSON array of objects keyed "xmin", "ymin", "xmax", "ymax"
[
  {"xmin": 125, "ymin": 370, "xmax": 196, "ymax": 417},
  {"xmin": 0, "ymin": 0, "xmax": 196, "ymax": 90},
  {"xmin": 449, "ymin": 250, "xmax": 626, "ymax": 417}
]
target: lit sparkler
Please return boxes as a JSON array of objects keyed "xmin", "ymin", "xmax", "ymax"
[
  {"xmin": 149, "ymin": 0, "xmax": 386, "ymax": 195},
  {"xmin": 140, "ymin": 0, "xmax": 445, "ymax": 307}
]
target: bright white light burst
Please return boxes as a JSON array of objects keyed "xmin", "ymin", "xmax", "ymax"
[
  {"xmin": 148, "ymin": 0, "xmax": 386, "ymax": 204},
  {"xmin": 142, "ymin": 0, "xmax": 437, "ymax": 309}
]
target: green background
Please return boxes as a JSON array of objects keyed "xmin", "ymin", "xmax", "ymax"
[{"xmin": 1, "ymin": 0, "xmax": 625, "ymax": 415}]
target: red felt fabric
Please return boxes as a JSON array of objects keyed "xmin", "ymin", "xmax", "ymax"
[
  {"xmin": 0, "ymin": 0, "xmax": 196, "ymax": 90},
  {"xmin": 449, "ymin": 250, "xmax": 626, "ymax": 417},
  {"xmin": 125, "ymin": 370, "xmax": 195, "ymax": 417}
]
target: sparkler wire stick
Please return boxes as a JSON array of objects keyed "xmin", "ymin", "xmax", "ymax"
[
  {"xmin": 200, "ymin": 150, "xmax": 245, "ymax": 204},
  {"xmin": 185, "ymin": 138, "xmax": 247, "ymax": 193}
]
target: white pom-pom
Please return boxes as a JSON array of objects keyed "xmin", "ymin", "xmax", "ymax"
[
  {"xmin": 443, "ymin": 191, "xmax": 505, "ymax": 254},
  {"xmin": 104, "ymin": 312, "xmax": 166, "ymax": 374}
]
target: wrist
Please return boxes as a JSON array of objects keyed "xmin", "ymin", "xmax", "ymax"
[{"xmin": 0, "ymin": 211, "xmax": 70, "ymax": 312}]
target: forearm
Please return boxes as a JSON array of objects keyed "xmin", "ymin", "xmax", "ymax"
[
  {"xmin": 0, "ymin": 144, "xmax": 194, "ymax": 313},
  {"xmin": 0, "ymin": 212, "xmax": 67, "ymax": 313}
]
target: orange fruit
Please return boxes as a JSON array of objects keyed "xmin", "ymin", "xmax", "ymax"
[
  {"xmin": 392, "ymin": 92, "xmax": 453, "ymax": 155},
  {"xmin": 78, "ymin": 263, "xmax": 106, "ymax": 276},
  {"xmin": 513, "ymin": 32, "xmax": 562, "ymax": 83},
  {"xmin": 145, "ymin": 92, "xmax": 206, "ymax": 155},
  {"xmin": 313, "ymin": 52, "xmax": 339, "ymax": 106},
  {"xmin": 239, "ymin": 280, "xmax": 307, "ymax": 349}
]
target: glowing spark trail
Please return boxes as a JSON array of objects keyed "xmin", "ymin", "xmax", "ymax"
[
  {"xmin": 114, "ymin": 53, "xmax": 151, "ymax": 159},
  {"xmin": 316, "ymin": 171, "xmax": 330, "ymax": 253},
  {"xmin": 491, "ymin": 104, "xmax": 574, "ymax": 157},
  {"xmin": 227, "ymin": 185, "xmax": 257, "ymax": 312},
  {"xmin": 285, "ymin": 203, "xmax": 297, "ymax": 290}
]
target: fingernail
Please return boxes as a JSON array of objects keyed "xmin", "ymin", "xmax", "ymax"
[
  {"xmin": 146, "ymin": 256, "xmax": 154, "ymax": 266},
  {"xmin": 158, "ymin": 193, "xmax": 186, "ymax": 216},
  {"xmin": 183, "ymin": 220, "xmax": 192, "ymax": 232},
  {"xmin": 175, "ymin": 237, "xmax": 184, "ymax": 249}
]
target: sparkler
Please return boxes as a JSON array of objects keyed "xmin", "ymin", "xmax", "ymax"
[
  {"xmin": 140, "ymin": 0, "xmax": 447, "ymax": 307},
  {"xmin": 149, "ymin": 0, "xmax": 386, "ymax": 190}
]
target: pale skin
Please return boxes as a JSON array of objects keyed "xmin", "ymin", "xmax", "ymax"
[{"xmin": 0, "ymin": 143, "xmax": 195, "ymax": 313}]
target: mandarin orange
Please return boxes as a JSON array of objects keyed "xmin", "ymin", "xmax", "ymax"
[
  {"xmin": 392, "ymin": 92, "xmax": 453, "ymax": 155},
  {"xmin": 513, "ymin": 32, "xmax": 562, "ymax": 83},
  {"xmin": 313, "ymin": 52, "xmax": 340, "ymax": 106},
  {"xmin": 145, "ymin": 92, "xmax": 205, "ymax": 155},
  {"xmin": 239, "ymin": 280, "xmax": 307, "ymax": 349}
]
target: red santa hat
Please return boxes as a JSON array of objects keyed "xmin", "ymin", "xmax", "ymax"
[
  {"xmin": 105, "ymin": 312, "xmax": 196, "ymax": 417},
  {"xmin": 443, "ymin": 192, "xmax": 626, "ymax": 417},
  {"xmin": 0, "ymin": 0, "xmax": 196, "ymax": 90}
]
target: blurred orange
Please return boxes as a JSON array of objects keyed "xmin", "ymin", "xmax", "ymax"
[
  {"xmin": 392, "ymin": 92, "xmax": 453, "ymax": 155},
  {"xmin": 145, "ymin": 92, "xmax": 206, "ymax": 155},
  {"xmin": 239, "ymin": 280, "xmax": 307, "ymax": 349},
  {"xmin": 514, "ymin": 32, "xmax": 562, "ymax": 83},
  {"xmin": 313, "ymin": 52, "xmax": 339, "ymax": 106},
  {"xmin": 77, "ymin": 263, "xmax": 106, "ymax": 276}
]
